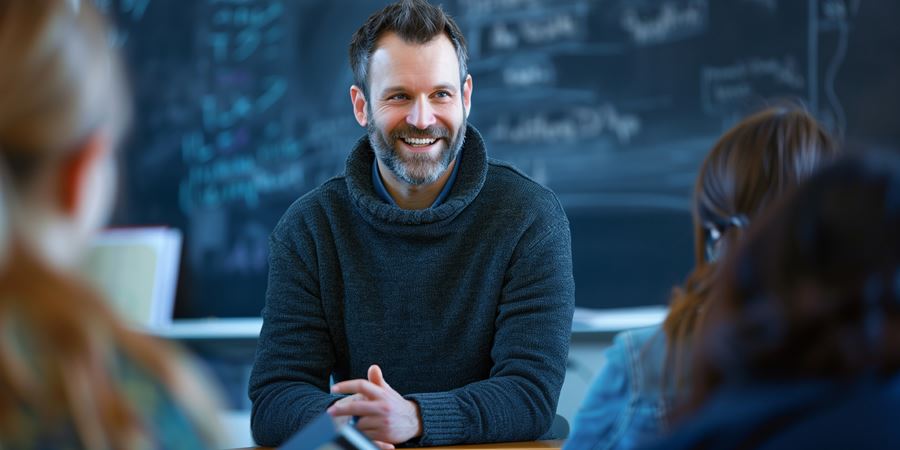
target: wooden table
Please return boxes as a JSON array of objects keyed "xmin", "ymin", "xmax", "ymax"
[
  {"xmin": 408, "ymin": 441, "xmax": 564, "ymax": 449},
  {"xmin": 236, "ymin": 440, "xmax": 564, "ymax": 450}
]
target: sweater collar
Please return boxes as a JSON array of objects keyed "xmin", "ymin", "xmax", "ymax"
[{"xmin": 345, "ymin": 125, "xmax": 488, "ymax": 226}]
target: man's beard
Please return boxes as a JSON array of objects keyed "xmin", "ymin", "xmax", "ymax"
[{"xmin": 367, "ymin": 116, "xmax": 467, "ymax": 186}]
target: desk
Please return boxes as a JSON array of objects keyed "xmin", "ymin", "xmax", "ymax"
[
  {"xmin": 236, "ymin": 441, "xmax": 564, "ymax": 450},
  {"xmin": 408, "ymin": 441, "xmax": 564, "ymax": 449}
]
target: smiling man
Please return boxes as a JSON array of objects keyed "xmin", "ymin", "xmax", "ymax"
[
  {"xmin": 356, "ymin": 30, "xmax": 470, "ymax": 210},
  {"xmin": 248, "ymin": 1, "xmax": 575, "ymax": 448}
]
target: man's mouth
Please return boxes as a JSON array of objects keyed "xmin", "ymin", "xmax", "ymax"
[{"xmin": 400, "ymin": 137, "xmax": 439, "ymax": 147}]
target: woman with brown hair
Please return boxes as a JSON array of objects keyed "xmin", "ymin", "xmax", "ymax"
[
  {"xmin": 565, "ymin": 105, "xmax": 838, "ymax": 450},
  {"xmin": 0, "ymin": 1, "xmax": 221, "ymax": 448},
  {"xmin": 646, "ymin": 150, "xmax": 900, "ymax": 450}
]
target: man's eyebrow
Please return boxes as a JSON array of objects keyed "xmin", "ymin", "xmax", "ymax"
[
  {"xmin": 379, "ymin": 84, "xmax": 459, "ymax": 96},
  {"xmin": 432, "ymin": 83, "xmax": 458, "ymax": 92},
  {"xmin": 380, "ymin": 86, "xmax": 407, "ymax": 96}
]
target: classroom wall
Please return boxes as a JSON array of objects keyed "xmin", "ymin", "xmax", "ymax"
[
  {"xmin": 91, "ymin": 1, "xmax": 900, "ymax": 445},
  {"xmin": 100, "ymin": 0, "xmax": 900, "ymax": 318}
]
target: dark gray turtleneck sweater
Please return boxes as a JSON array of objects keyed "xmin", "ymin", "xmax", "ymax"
[{"xmin": 249, "ymin": 126, "xmax": 575, "ymax": 446}]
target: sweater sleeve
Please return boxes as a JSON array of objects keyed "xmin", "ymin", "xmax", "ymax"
[
  {"xmin": 248, "ymin": 234, "xmax": 343, "ymax": 446},
  {"xmin": 406, "ymin": 214, "xmax": 576, "ymax": 445}
]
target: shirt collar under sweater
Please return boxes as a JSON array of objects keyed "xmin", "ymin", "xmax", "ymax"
[
  {"xmin": 370, "ymin": 146, "xmax": 462, "ymax": 208},
  {"xmin": 345, "ymin": 124, "xmax": 488, "ymax": 226}
]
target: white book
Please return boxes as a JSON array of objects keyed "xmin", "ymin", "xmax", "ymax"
[{"xmin": 80, "ymin": 227, "xmax": 182, "ymax": 331}]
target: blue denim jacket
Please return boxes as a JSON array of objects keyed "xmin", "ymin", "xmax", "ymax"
[{"xmin": 565, "ymin": 325, "xmax": 675, "ymax": 450}]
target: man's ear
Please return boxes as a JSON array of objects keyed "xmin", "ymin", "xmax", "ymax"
[
  {"xmin": 462, "ymin": 74, "xmax": 473, "ymax": 119},
  {"xmin": 59, "ymin": 132, "xmax": 109, "ymax": 217},
  {"xmin": 350, "ymin": 85, "xmax": 368, "ymax": 127}
]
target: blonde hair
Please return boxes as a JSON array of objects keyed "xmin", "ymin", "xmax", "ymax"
[{"xmin": 0, "ymin": 1, "xmax": 220, "ymax": 447}]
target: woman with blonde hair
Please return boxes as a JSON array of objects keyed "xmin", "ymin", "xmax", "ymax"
[
  {"xmin": 565, "ymin": 105, "xmax": 839, "ymax": 450},
  {"xmin": 0, "ymin": 1, "xmax": 221, "ymax": 448}
]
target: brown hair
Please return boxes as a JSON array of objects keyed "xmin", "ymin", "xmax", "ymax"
[
  {"xmin": 0, "ymin": 1, "xmax": 219, "ymax": 447},
  {"xmin": 348, "ymin": 0, "xmax": 468, "ymax": 98},
  {"xmin": 662, "ymin": 105, "xmax": 839, "ymax": 396},
  {"xmin": 688, "ymin": 152, "xmax": 900, "ymax": 409}
]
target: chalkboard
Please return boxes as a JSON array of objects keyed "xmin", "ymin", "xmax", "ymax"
[{"xmin": 100, "ymin": 0, "xmax": 900, "ymax": 318}]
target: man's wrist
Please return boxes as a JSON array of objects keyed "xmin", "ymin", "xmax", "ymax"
[{"xmin": 408, "ymin": 399, "xmax": 423, "ymax": 439}]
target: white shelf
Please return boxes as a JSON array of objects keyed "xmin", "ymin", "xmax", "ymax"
[
  {"xmin": 152, "ymin": 318, "xmax": 262, "ymax": 339},
  {"xmin": 571, "ymin": 306, "xmax": 667, "ymax": 333},
  {"xmin": 151, "ymin": 306, "xmax": 668, "ymax": 339}
]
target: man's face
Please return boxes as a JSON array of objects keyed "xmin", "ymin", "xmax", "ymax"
[{"xmin": 352, "ymin": 32, "xmax": 472, "ymax": 186}]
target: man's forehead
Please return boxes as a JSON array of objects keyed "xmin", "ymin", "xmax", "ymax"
[{"xmin": 368, "ymin": 32, "xmax": 460, "ymax": 89}]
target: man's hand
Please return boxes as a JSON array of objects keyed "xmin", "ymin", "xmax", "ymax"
[
  {"xmin": 330, "ymin": 393, "xmax": 365, "ymax": 427},
  {"xmin": 328, "ymin": 365, "xmax": 423, "ymax": 449}
]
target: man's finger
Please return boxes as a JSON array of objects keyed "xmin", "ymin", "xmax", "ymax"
[
  {"xmin": 373, "ymin": 440, "xmax": 395, "ymax": 450},
  {"xmin": 368, "ymin": 364, "xmax": 390, "ymax": 389},
  {"xmin": 327, "ymin": 399, "xmax": 386, "ymax": 417},
  {"xmin": 332, "ymin": 393, "xmax": 365, "ymax": 406},
  {"xmin": 331, "ymin": 379, "xmax": 383, "ymax": 398}
]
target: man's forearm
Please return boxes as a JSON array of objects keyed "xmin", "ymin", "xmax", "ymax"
[
  {"xmin": 250, "ymin": 381, "xmax": 342, "ymax": 446},
  {"xmin": 405, "ymin": 371, "xmax": 563, "ymax": 446}
]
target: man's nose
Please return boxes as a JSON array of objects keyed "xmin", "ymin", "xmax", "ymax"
[{"xmin": 407, "ymin": 96, "xmax": 437, "ymax": 130}]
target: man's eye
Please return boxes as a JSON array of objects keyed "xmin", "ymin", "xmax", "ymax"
[
  {"xmin": 434, "ymin": 91, "xmax": 451, "ymax": 98},
  {"xmin": 388, "ymin": 94, "xmax": 409, "ymax": 101}
]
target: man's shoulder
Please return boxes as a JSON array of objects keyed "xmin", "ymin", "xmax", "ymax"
[
  {"xmin": 485, "ymin": 157, "xmax": 539, "ymax": 185},
  {"xmin": 272, "ymin": 176, "xmax": 348, "ymax": 238},
  {"xmin": 484, "ymin": 158, "xmax": 564, "ymax": 213},
  {"xmin": 286, "ymin": 176, "xmax": 347, "ymax": 211}
]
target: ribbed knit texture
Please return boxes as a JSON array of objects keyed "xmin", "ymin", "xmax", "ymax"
[{"xmin": 249, "ymin": 126, "xmax": 575, "ymax": 446}]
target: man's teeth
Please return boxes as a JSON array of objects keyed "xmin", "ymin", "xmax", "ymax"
[{"xmin": 403, "ymin": 137, "xmax": 437, "ymax": 146}]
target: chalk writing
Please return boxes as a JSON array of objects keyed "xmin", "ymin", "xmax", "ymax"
[
  {"xmin": 458, "ymin": 0, "xmax": 546, "ymax": 16},
  {"xmin": 483, "ymin": 11, "xmax": 585, "ymax": 52},
  {"xmin": 520, "ymin": 13, "xmax": 580, "ymax": 43},
  {"xmin": 490, "ymin": 23, "xmax": 518, "ymax": 50},
  {"xmin": 621, "ymin": 0, "xmax": 708, "ymax": 45},
  {"xmin": 177, "ymin": 0, "xmax": 293, "ymax": 215},
  {"xmin": 211, "ymin": 2, "xmax": 282, "ymax": 27},
  {"xmin": 701, "ymin": 56, "xmax": 805, "ymax": 114},
  {"xmin": 818, "ymin": 0, "xmax": 856, "ymax": 137},
  {"xmin": 206, "ymin": 2, "xmax": 282, "ymax": 62},
  {"xmin": 489, "ymin": 104, "xmax": 642, "ymax": 145},
  {"xmin": 179, "ymin": 156, "xmax": 304, "ymax": 213},
  {"xmin": 503, "ymin": 60, "xmax": 556, "ymax": 87}
]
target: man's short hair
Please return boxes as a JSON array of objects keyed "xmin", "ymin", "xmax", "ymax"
[{"xmin": 349, "ymin": 0, "xmax": 469, "ymax": 98}]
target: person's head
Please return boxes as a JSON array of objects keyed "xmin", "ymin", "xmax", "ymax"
[
  {"xmin": 0, "ymin": 2, "xmax": 222, "ymax": 448},
  {"xmin": 0, "ymin": 0, "xmax": 129, "ymax": 268},
  {"xmin": 348, "ymin": 0, "xmax": 472, "ymax": 187},
  {"xmin": 663, "ymin": 105, "xmax": 839, "ymax": 388},
  {"xmin": 690, "ymin": 151, "xmax": 900, "ymax": 407},
  {"xmin": 692, "ymin": 105, "xmax": 839, "ymax": 266}
]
